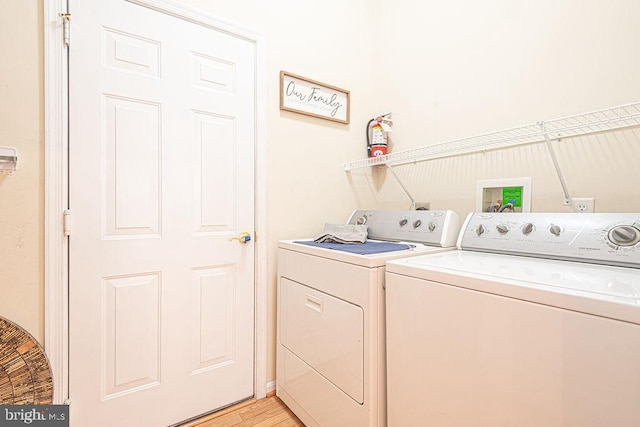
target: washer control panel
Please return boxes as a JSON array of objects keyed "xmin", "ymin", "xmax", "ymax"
[
  {"xmin": 460, "ymin": 212, "xmax": 640, "ymax": 268},
  {"xmin": 347, "ymin": 210, "xmax": 460, "ymax": 247}
]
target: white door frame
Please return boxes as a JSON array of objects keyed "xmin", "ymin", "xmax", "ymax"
[{"xmin": 43, "ymin": 0, "xmax": 268, "ymax": 404}]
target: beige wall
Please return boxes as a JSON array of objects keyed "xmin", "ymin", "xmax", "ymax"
[
  {"xmin": 361, "ymin": 0, "xmax": 640, "ymax": 217},
  {"xmin": 2, "ymin": 0, "xmax": 640, "ymax": 389},
  {"xmin": 0, "ymin": 0, "xmax": 44, "ymax": 342}
]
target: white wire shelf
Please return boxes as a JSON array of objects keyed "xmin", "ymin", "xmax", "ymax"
[{"xmin": 343, "ymin": 101, "xmax": 640, "ymax": 171}]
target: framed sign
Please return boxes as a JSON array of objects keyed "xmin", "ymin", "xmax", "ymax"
[{"xmin": 280, "ymin": 71, "xmax": 350, "ymax": 124}]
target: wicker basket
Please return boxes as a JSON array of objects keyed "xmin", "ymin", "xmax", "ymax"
[{"xmin": 0, "ymin": 316, "xmax": 53, "ymax": 404}]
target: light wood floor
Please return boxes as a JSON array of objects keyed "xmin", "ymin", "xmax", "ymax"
[{"xmin": 180, "ymin": 394, "xmax": 304, "ymax": 427}]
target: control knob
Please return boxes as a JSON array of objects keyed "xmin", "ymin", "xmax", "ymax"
[
  {"xmin": 413, "ymin": 219, "xmax": 422, "ymax": 229},
  {"xmin": 428, "ymin": 222, "xmax": 437, "ymax": 232},
  {"xmin": 522, "ymin": 222, "xmax": 534, "ymax": 235},
  {"xmin": 399, "ymin": 218, "xmax": 408, "ymax": 227},
  {"xmin": 549, "ymin": 224, "xmax": 562, "ymax": 237},
  {"xmin": 608, "ymin": 225, "xmax": 640, "ymax": 247},
  {"xmin": 475, "ymin": 224, "xmax": 486, "ymax": 236},
  {"xmin": 356, "ymin": 216, "xmax": 367, "ymax": 225},
  {"xmin": 496, "ymin": 224, "xmax": 510, "ymax": 235}
]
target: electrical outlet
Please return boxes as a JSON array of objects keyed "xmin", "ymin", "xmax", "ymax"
[
  {"xmin": 572, "ymin": 198, "xmax": 595, "ymax": 213},
  {"xmin": 414, "ymin": 202, "xmax": 431, "ymax": 210}
]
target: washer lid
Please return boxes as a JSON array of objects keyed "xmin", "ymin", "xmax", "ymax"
[
  {"xmin": 279, "ymin": 239, "xmax": 454, "ymax": 267},
  {"xmin": 387, "ymin": 251, "xmax": 640, "ymax": 325}
]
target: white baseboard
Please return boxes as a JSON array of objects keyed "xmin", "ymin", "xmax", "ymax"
[{"xmin": 266, "ymin": 380, "xmax": 276, "ymax": 395}]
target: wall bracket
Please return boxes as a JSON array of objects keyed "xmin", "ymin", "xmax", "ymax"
[
  {"xmin": 0, "ymin": 147, "xmax": 18, "ymax": 173},
  {"xmin": 538, "ymin": 122, "xmax": 572, "ymax": 205},
  {"xmin": 386, "ymin": 165, "xmax": 416, "ymax": 209}
]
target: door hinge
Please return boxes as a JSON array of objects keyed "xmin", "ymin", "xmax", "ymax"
[
  {"xmin": 63, "ymin": 210, "xmax": 71, "ymax": 236},
  {"xmin": 59, "ymin": 13, "xmax": 71, "ymax": 46}
]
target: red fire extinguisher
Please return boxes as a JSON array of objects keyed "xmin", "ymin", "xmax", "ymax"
[{"xmin": 367, "ymin": 113, "xmax": 393, "ymax": 158}]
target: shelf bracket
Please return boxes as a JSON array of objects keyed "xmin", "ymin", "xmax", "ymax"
[
  {"xmin": 0, "ymin": 146, "xmax": 18, "ymax": 173},
  {"xmin": 539, "ymin": 122, "xmax": 571, "ymax": 205},
  {"xmin": 386, "ymin": 165, "xmax": 416, "ymax": 209}
]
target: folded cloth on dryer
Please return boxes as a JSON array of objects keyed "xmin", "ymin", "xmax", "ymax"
[
  {"xmin": 295, "ymin": 240, "xmax": 415, "ymax": 254},
  {"xmin": 313, "ymin": 223, "xmax": 368, "ymax": 244}
]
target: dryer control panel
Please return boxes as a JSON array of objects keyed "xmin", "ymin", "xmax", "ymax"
[
  {"xmin": 459, "ymin": 212, "xmax": 640, "ymax": 268},
  {"xmin": 348, "ymin": 210, "xmax": 460, "ymax": 247}
]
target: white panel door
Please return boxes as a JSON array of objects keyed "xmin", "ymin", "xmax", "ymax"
[{"xmin": 68, "ymin": 1, "xmax": 256, "ymax": 425}]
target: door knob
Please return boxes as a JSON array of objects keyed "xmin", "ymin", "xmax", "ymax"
[{"xmin": 230, "ymin": 232, "xmax": 252, "ymax": 244}]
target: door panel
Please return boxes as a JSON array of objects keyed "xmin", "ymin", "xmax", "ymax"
[
  {"xmin": 103, "ymin": 273, "xmax": 161, "ymax": 398},
  {"xmin": 69, "ymin": 1, "xmax": 256, "ymax": 425},
  {"xmin": 192, "ymin": 112, "xmax": 236, "ymax": 234},
  {"xmin": 104, "ymin": 95, "xmax": 161, "ymax": 237},
  {"xmin": 191, "ymin": 266, "xmax": 236, "ymax": 373}
]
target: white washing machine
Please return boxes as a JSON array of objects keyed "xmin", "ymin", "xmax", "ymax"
[
  {"xmin": 276, "ymin": 209, "xmax": 460, "ymax": 427},
  {"xmin": 386, "ymin": 212, "xmax": 640, "ymax": 427}
]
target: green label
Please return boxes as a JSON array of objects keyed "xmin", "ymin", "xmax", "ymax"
[{"xmin": 502, "ymin": 187, "xmax": 522, "ymax": 207}]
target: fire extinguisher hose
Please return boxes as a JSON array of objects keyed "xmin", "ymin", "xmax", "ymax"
[{"xmin": 365, "ymin": 118, "xmax": 375, "ymax": 153}]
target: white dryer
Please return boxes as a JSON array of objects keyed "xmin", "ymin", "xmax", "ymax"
[
  {"xmin": 277, "ymin": 209, "xmax": 460, "ymax": 427},
  {"xmin": 386, "ymin": 212, "xmax": 640, "ymax": 427}
]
